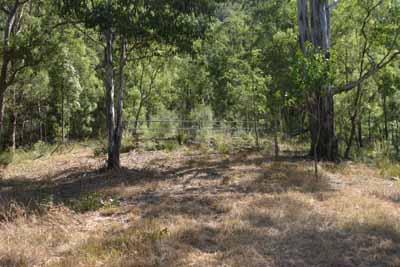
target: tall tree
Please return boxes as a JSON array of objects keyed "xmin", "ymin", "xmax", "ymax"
[
  {"xmin": 296, "ymin": 0, "xmax": 399, "ymax": 160},
  {"xmin": 58, "ymin": 0, "xmax": 222, "ymax": 169}
]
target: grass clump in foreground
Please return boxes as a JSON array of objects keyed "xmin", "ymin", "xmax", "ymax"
[{"xmin": 54, "ymin": 220, "xmax": 168, "ymax": 267}]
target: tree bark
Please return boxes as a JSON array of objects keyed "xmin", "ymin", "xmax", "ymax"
[
  {"xmin": 111, "ymin": 36, "xmax": 127, "ymax": 169},
  {"xmin": 103, "ymin": 26, "xmax": 117, "ymax": 169},
  {"xmin": 308, "ymin": 89, "xmax": 337, "ymax": 161}
]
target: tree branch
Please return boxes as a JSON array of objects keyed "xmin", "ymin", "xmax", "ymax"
[{"xmin": 334, "ymin": 50, "xmax": 400, "ymax": 95}]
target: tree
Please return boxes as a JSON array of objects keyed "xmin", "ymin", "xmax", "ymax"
[
  {"xmin": 58, "ymin": 0, "xmax": 222, "ymax": 169},
  {"xmin": 0, "ymin": 0, "xmax": 30, "ymax": 145},
  {"xmin": 296, "ymin": 0, "xmax": 399, "ymax": 160},
  {"xmin": 0, "ymin": 0, "xmax": 59, "ymax": 148}
]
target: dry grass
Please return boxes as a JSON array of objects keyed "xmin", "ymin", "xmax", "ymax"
[{"xmin": 1, "ymin": 145, "xmax": 400, "ymax": 266}]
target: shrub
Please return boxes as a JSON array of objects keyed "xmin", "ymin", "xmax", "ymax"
[
  {"xmin": 121, "ymin": 133, "xmax": 137, "ymax": 153},
  {"xmin": 0, "ymin": 151, "xmax": 13, "ymax": 165},
  {"xmin": 69, "ymin": 193, "xmax": 120, "ymax": 213}
]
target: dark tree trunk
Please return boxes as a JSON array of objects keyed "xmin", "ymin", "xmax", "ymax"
[
  {"xmin": 308, "ymin": 89, "xmax": 338, "ymax": 161},
  {"xmin": 273, "ymin": 113, "xmax": 280, "ymax": 159},
  {"xmin": 61, "ymin": 84, "xmax": 65, "ymax": 143},
  {"xmin": 368, "ymin": 110, "xmax": 372, "ymax": 142},
  {"xmin": 0, "ymin": 93, "xmax": 5, "ymax": 148},
  {"xmin": 382, "ymin": 89, "xmax": 389, "ymax": 140},
  {"xmin": 345, "ymin": 83, "xmax": 363, "ymax": 158},
  {"xmin": 11, "ymin": 111, "xmax": 17, "ymax": 153},
  {"xmin": 11, "ymin": 86, "xmax": 17, "ymax": 153},
  {"xmin": 357, "ymin": 117, "xmax": 363, "ymax": 148}
]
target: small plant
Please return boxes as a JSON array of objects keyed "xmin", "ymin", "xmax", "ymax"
[
  {"xmin": 164, "ymin": 140, "xmax": 180, "ymax": 151},
  {"xmin": 211, "ymin": 134, "xmax": 232, "ymax": 154},
  {"xmin": 376, "ymin": 158, "xmax": 400, "ymax": 179},
  {"xmin": 121, "ymin": 133, "xmax": 137, "ymax": 153},
  {"xmin": 32, "ymin": 141, "xmax": 53, "ymax": 157},
  {"xmin": 0, "ymin": 151, "xmax": 13, "ymax": 165},
  {"xmin": 93, "ymin": 140, "xmax": 107, "ymax": 158},
  {"xmin": 69, "ymin": 193, "xmax": 120, "ymax": 213}
]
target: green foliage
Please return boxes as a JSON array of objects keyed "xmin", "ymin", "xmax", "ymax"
[
  {"xmin": 69, "ymin": 193, "xmax": 120, "ymax": 213},
  {"xmin": 376, "ymin": 158, "xmax": 400, "ymax": 179},
  {"xmin": 291, "ymin": 45, "xmax": 336, "ymax": 96},
  {"xmin": 0, "ymin": 151, "xmax": 13, "ymax": 166}
]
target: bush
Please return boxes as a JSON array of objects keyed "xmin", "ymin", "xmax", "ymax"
[
  {"xmin": 210, "ymin": 133, "xmax": 232, "ymax": 154},
  {"xmin": 0, "ymin": 151, "xmax": 13, "ymax": 165},
  {"xmin": 121, "ymin": 133, "xmax": 137, "ymax": 153},
  {"xmin": 190, "ymin": 104, "xmax": 214, "ymax": 142},
  {"xmin": 376, "ymin": 158, "xmax": 400, "ymax": 179},
  {"xmin": 146, "ymin": 108, "xmax": 179, "ymax": 140},
  {"xmin": 69, "ymin": 193, "xmax": 120, "ymax": 213}
]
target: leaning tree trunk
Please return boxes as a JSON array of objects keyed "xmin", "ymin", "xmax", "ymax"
[{"xmin": 298, "ymin": 0, "xmax": 338, "ymax": 161}]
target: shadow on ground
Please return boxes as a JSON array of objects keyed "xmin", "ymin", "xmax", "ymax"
[{"xmin": 0, "ymin": 150, "xmax": 326, "ymax": 217}]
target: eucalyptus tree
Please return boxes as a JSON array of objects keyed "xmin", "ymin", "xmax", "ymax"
[
  {"xmin": 296, "ymin": 0, "xmax": 400, "ymax": 160},
  {"xmin": 58, "ymin": 0, "xmax": 222, "ymax": 169}
]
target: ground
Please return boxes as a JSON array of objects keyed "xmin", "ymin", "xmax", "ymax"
[{"xmin": 1, "ymin": 144, "xmax": 400, "ymax": 267}]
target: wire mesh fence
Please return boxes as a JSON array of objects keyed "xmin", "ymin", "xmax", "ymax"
[{"xmin": 126, "ymin": 120, "xmax": 272, "ymax": 143}]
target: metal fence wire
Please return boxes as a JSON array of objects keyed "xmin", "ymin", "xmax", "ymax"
[{"xmin": 126, "ymin": 120, "xmax": 271, "ymax": 142}]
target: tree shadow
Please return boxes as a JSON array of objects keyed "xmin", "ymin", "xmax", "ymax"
[
  {"xmin": 165, "ymin": 196, "xmax": 400, "ymax": 267},
  {"xmin": 0, "ymin": 166, "xmax": 166, "ymax": 219},
  {"xmin": 0, "ymin": 149, "xmax": 330, "ymax": 221}
]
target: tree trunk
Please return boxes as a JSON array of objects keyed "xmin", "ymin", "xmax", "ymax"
[
  {"xmin": 345, "ymin": 83, "xmax": 363, "ymax": 158},
  {"xmin": 273, "ymin": 114, "xmax": 280, "ymax": 159},
  {"xmin": 297, "ymin": 0, "xmax": 338, "ymax": 161},
  {"xmin": 61, "ymin": 84, "xmax": 65, "ymax": 143},
  {"xmin": 38, "ymin": 102, "xmax": 43, "ymax": 141},
  {"xmin": 103, "ymin": 27, "xmax": 117, "ymax": 169},
  {"xmin": 11, "ymin": 86, "xmax": 17, "ymax": 153},
  {"xmin": 0, "ymin": 93, "xmax": 5, "ymax": 148},
  {"xmin": 383, "ymin": 89, "xmax": 389, "ymax": 140},
  {"xmin": 11, "ymin": 111, "xmax": 17, "ymax": 153},
  {"xmin": 111, "ymin": 36, "xmax": 127, "ymax": 169},
  {"xmin": 309, "ymin": 90, "xmax": 338, "ymax": 161},
  {"xmin": 133, "ymin": 64, "xmax": 146, "ymax": 135},
  {"xmin": 368, "ymin": 110, "xmax": 372, "ymax": 142},
  {"xmin": 357, "ymin": 117, "xmax": 363, "ymax": 148}
]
